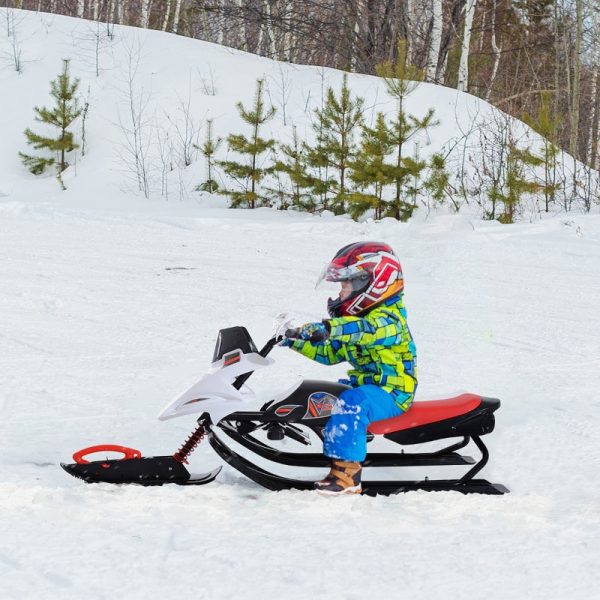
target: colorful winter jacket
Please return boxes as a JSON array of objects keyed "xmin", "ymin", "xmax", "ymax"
[{"xmin": 288, "ymin": 294, "xmax": 417, "ymax": 410}]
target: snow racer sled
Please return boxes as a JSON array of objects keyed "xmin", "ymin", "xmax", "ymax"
[{"xmin": 62, "ymin": 326, "xmax": 508, "ymax": 496}]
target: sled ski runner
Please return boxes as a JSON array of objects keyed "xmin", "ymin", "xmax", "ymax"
[
  {"xmin": 209, "ymin": 423, "xmax": 507, "ymax": 496},
  {"xmin": 61, "ymin": 447, "xmax": 222, "ymax": 486},
  {"xmin": 62, "ymin": 326, "xmax": 508, "ymax": 495}
]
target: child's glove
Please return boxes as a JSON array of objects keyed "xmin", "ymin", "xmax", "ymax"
[
  {"xmin": 286, "ymin": 322, "xmax": 330, "ymax": 343},
  {"xmin": 273, "ymin": 312, "xmax": 296, "ymax": 342}
]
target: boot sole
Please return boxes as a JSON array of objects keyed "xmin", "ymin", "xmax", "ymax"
[{"xmin": 315, "ymin": 485, "xmax": 362, "ymax": 496}]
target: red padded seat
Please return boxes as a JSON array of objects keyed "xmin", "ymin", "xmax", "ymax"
[{"xmin": 368, "ymin": 393, "xmax": 482, "ymax": 435}]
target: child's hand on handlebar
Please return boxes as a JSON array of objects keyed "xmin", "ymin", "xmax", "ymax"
[{"xmin": 285, "ymin": 322, "xmax": 330, "ymax": 343}]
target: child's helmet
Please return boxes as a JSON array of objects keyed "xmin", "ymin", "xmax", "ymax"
[{"xmin": 316, "ymin": 241, "xmax": 404, "ymax": 318}]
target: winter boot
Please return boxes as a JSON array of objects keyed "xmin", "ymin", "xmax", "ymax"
[{"xmin": 314, "ymin": 459, "xmax": 362, "ymax": 495}]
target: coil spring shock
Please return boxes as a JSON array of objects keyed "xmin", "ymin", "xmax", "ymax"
[{"xmin": 173, "ymin": 422, "xmax": 206, "ymax": 464}]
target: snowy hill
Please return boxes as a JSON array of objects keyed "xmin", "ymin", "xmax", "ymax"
[
  {"xmin": 1, "ymin": 9, "xmax": 600, "ymax": 600},
  {"xmin": 1, "ymin": 8, "xmax": 589, "ymax": 219}
]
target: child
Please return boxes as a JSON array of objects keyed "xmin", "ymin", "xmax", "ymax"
[{"xmin": 282, "ymin": 241, "xmax": 417, "ymax": 495}]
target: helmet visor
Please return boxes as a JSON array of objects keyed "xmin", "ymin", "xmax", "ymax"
[
  {"xmin": 315, "ymin": 264, "xmax": 365, "ymax": 289},
  {"xmin": 315, "ymin": 265, "xmax": 371, "ymax": 310}
]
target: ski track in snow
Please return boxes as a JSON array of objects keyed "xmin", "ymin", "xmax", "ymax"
[{"xmin": 1, "ymin": 206, "xmax": 599, "ymax": 600}]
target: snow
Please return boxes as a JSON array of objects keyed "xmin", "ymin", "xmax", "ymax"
[{"xmin": 1, "ymin": 9, "xmax": 600, "ymax": 600}]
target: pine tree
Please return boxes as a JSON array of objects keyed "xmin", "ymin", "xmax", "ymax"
[
  {"xmin": 19, "ymin": 59, "xmax": 82, "ymax": 190},
  {"xmin": 348, "ymin": 112, "xmax": 396, "ymax": 220},
  {"xmin": 424, "ymin": 153, "xmax": 451, "ymax": 206},
  {"xmin": 376, "ymin": 41, "xmax": 436, "ymax": 220},
  {"xmin": 496, "ymin": 144, "xmax": 545, "ymax": 224},
  {"xmin": 306, "ymin": 74, "xmax": 364, "ymax": 215},
  {"xmin": 218, "ymin": 79, "xmax": 276, "ymax": 208},
  {"xmin": 376, "ymin": 40, "xmax": 424, "ymax": 119},
  {"xmin": 523, "ymin": 92, "xmax": 561, "ymax": 212},
  {"xmin": 272, "ymin": 126, "xmax": 315, "ymax": 212},
  {"xmin": 304, "ymin": 83, "xmax": 336, "ymax": 211},
  {"xmin": 195, "ymin": 119, "xmax": 221, "ymax": 193}
]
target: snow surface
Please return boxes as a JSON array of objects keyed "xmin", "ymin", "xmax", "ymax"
[{"xmin": 1, "ymin": 9, "xmax": 600, "ymax": 600}]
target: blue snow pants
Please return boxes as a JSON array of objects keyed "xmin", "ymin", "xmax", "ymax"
[{"xmin": 323, "ymin": 385, "xmax": 411, "ymax": 462}]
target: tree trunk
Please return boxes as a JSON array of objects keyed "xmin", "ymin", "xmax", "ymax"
[
  {"xmin": 140, "ymin": 0, "xmax": 152, "ymax": 29},
  {"xmin": 589, "ymin": 73, "xmax": 599, "ymax": 168},
  {"xmin": 280, "ymin": 7, "xmax": 293, "ymax": 62},
  {"xmin": 105, "ymin": 0, "xmax": 113, "ymax": 23},
  {"xmin": 485, "ymin": 0, "xmax": 501, "ymax": 101},
  {"xmin": 265, "ymin": 0, "xmax": 276, "ymax": 57},
  {"xmin": 117, "ymin": 0, "xmax": 127, "ymax": 25},
  {"xmin": 237, "ymin": 0, "xmax": 247, "ymax": 50},
  {"xmin": 588, "ymin": 2, "xmax": 600, "ymax": 167},
  {"xmin": 457, "ymin": 0, "xmax": 477, "ymax": 92},
  {"xmin": 426, "ymin": 0, "xmax": 442, "ymax": 82},
  {"xmin": 350, "ymin": 1, "xmax": 366, "ymax": 72},
  {"xmin": 217, "ymin": 0, "xmax": 224, "ymax": 45},
  {"xmin": 438, "ymin": 0, "xmax": 466, "ymax": 85},
  {"xmin": 162, "ymin": 0, "xmax": 172, "ymax": 31},
  {"xmin": 172, "ymin": 0, "xmax": 183, "ymax": 34},
  {"xmin": 406, "ymin": 0, "xmax": 415, "ymax": 63},
  {"xmin": 569, "ymin": 0, "xmax": 583, "ymax": 161}
]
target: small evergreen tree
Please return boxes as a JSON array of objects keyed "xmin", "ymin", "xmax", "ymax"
[
  {"xmin": 424, "ymin": 153, "xmax": 451, "ymax": 207},
  {"xmin": 19, "ymin": 59, "xmax": 82, "ymax": 190},
  {"xmin": 218, "ymin": 79, "xmax": 276, "ymax": 208},
  {"xmin": 523, "ymin": 92, "xmax": 561, "ymax": 212},
  {"xmin": 195, "ymin": 119, "xmax": 221, "ymax": 193},
  {"xmin": 376, "ymin": 40, "xmax": 424, "ymax": 120},
  {"xmin": 376, "ymin": 41, "xmax": 437, "ymax": 220},
  {"xmin": 305, "ymin": 74, "xmax": 364, "ymax": 214},
  {"xmin": 272, "ymin": 126, "xmax": 315, "ymax": 211},
  {"xmin": 348, "ymin": 113, "xmax": 396, "ymax": 220},
  {"xmin": 496, "ymin": 144, "xmax": 545, "ymax": 224},
  {"xmin": 305, "ymin": 87, "xmax": 336, "ymax": 211}
]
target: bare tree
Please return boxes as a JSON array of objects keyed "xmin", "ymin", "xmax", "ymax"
[
  {"xmin": 457, "ymin": 0, "xmax": 477, "ymax": 92},
  {"xmin": 172, "ymin": 0, "xmax": 183, "ymax": 33},
  {"xmin": 268, "ymin": 63, "xmax": 292, "ymax": 126},
  {"xmin": 115, "ymin": 38, "xmax": 154, "ymax": 198},
  {"xmin": 426, "ymin": 0, "xmax": 442, "ymax": 82},
  {"xmin": 485, "ymin": 0, "xmax": 501, "ymax": 101},
  {"xmin": 2, "ymin": 8, "xmax": 25, "ymax": 73},
  {"xmin": 569, "ymin": 0, "xmax": 583, "ymax": 164},
  {"xmin": 161, "ymin": 0, "xmax": 172, "ymax": 31},
  {"xmin": 166, "ymin": 77, "xmax": 202, "ymax": 167},
  {"xmin": 140, "ymin": 0, "xmax": 151, "ymax": 29},
  {"xmin": 587, "ymin": 1, "xmax": 600, "ymax": 168}
]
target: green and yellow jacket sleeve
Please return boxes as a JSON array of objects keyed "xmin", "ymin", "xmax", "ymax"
[
  {"xmin": 326, "ymin": 313, "xmax": 404, "ymax": 347},
  {"xmin": 287, "ymin": 337, "xmax": 346, "ymax": 365}
]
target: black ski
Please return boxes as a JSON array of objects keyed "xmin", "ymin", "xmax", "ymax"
[{"xmin": 60, "ymin": 456, "xmax": 221, "ymax": 486}]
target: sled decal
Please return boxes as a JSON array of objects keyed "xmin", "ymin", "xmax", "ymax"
[
  {"xmin": 223, "ymin": 351, "xmax": 241, "ymax": 366},
  {"xmin": 183, "ymin": 397, "xmax": 210, "ymax": 405},
  {"xmin": 275, "ymin": 405, "xmax": 300, "ymax": 417},
  {"xmin": 304, "ymin": 392, "xmax": 337, "ymax": 419}
]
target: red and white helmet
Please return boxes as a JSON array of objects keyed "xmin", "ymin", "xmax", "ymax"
[{"xmin": 316, "ymin": 242, "xmax": 404, "ymax": 318}]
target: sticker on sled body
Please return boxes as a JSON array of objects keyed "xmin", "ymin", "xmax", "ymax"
[{"xmin": 304, "ymin": 392, "xmax": 337, "ymax": 419}]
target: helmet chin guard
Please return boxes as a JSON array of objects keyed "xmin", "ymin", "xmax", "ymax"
[{"xmin": 318, "ymin": 242, "xmax": 404, "ymax": 317}]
